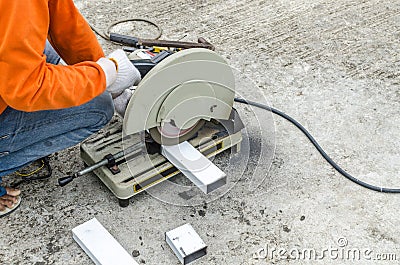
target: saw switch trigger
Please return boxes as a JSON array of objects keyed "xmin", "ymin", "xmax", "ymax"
[{"xmin": 104, "ymin": 154, "xmax": 121, "ymax": 175}]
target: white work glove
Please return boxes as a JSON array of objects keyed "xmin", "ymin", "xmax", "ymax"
[
  {"xmin": 113, "ymin": 88, "xmax": 133, "ymax": 117},
  {"xmin": 96, "ymin": 49, "xmax": 141, "ymax": 96},
  {"xmin": 96, "ymin": 57, "xmax": 117, "ymax": 87}
]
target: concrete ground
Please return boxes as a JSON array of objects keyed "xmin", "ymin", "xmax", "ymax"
[{"xmin": 1, "ymin": 0, "xmax": 400, "ymax": 264}]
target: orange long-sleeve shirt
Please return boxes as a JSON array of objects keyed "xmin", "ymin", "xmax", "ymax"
[{"xmin": 0, "ymin": 0, "xmax": 107, "ymax": 114}]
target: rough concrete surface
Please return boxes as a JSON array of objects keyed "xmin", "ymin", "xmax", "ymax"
[{"xmin": 1, "ymin": 0, "xmax": 400, "ymax": 264}]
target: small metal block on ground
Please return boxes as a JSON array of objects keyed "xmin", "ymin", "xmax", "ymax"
[
  {"xmin": 72, "ymin": 218, "xmax": 139, "ymax": 265},
  {"xmin": 165, "ymin": 223, "xmax": 207, "ymax": 264},
  {"xmin": 161, "ymin": 141, "xmax": 227, "ymax": 193}
]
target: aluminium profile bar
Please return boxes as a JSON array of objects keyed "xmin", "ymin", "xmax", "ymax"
[
  {"xmin": 161, "ymin": 141, "xmax": 227, "ymax": 194},
  {"xmin": 72, "ymin": 218, "xmax": 139, "ymax": 265}
]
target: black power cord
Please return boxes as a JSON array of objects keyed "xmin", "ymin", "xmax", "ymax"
[{"xmin": 234, "ymin": 97, "xmax": 400, "ymax": 193}]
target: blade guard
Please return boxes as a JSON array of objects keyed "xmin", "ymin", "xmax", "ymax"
[{"xmin": 123, "ymin": 49, "xmax": 235, "ymax": 138}]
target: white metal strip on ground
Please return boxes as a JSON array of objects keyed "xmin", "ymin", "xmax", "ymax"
[
  {"xmin": 72, "ymin": 218, "xmax": 139, "ymax": 265},
  {"xmin": 161, "ymin": 141, "xmax": 226, "ymax": 194}
]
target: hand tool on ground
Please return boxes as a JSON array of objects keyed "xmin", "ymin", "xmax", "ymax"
[{"xmin": 110, "ymin": 33, "xmax": 215, "ymax": 50}]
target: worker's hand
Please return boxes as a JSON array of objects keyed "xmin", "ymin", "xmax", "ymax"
[
  {"xmin": 96, "ymin": 49, "xmax": 141, "ymax": 96},
  {"xmin": 96, "ymin": 57, "xmax": 118, "ymax": 88},
  {"xmin": 106, "ymin": 49, "xmax": 141, "ymax": 96},
  {"xmin": 113, "ymin": 88, "xmax": 133, "ymax": 117}
]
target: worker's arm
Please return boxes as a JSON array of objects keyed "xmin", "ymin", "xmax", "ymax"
[
  {"xmin": 47, "ymin": 0, "xmax": 105, "ymax": 65},
  {"xmin": 0, "ymin": 0, "xmax": 106, "ymax": 112}
]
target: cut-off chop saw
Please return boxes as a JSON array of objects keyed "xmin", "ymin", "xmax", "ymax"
[{"xmin": 59, "ymin": 48, "xmax": 244, "ymax": 207}]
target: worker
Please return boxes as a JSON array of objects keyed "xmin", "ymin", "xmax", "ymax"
[{"xmin": 0, "ymin": 0, "xmax": 141, "ymax": 217}]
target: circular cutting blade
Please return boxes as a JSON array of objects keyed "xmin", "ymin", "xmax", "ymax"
[
  {"xmin": 149, "ymin": 120, "xmax": 205, "ymax": 146},
  {"xmin": 123, "ymin": 49, "xmax": 235, "ymax": 137}
]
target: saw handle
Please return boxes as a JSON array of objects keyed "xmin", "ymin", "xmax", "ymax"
[
  {"xmin": 130, "ymin": 51, "xmax": 173, "ymax": 78},
  {"xmin": 130, "ymin": 60, "xmax": 156, "ymax": 78}
]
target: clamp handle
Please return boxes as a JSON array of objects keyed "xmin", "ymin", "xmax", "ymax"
[{"xmin": 58, "ymin": 174, "xmax": 76, "ymax": 187}]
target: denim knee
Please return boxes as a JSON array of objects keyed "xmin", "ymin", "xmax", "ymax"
[
  {"xmin": 88, "ymin": 92, "xmax": 114, "ymax": 129},
  {"xmin": 44, "ymin": 40, "xmax": 61, "ymax": 65},
  {"xmin": 0, "ymin": 178, "xmax": 6, "ymax": 197}
]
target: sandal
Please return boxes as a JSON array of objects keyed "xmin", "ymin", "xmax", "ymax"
[
  {"xmin": 12, "ymin": 156, "xmax": 52, "ymax": 188},
  {"xmin": 0, "ymin": 195, "xmax": 21, "ymax": 218}
]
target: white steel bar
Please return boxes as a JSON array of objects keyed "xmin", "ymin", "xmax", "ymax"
[
  {"xmin": 161, "ymin": 141, "xmax": 226, "ymax": 194},
  {"xmin": 72, "ymin": 218, "xmax": 139, "ymax": 265}
]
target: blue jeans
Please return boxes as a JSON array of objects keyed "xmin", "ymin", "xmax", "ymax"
[{"xmin": 0, "ymin": 41, "xmax": 113, "ymax": 196}]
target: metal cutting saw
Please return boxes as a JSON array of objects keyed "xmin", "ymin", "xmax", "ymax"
[{"xmin": 59, "ymin": 48, "xmax": 244, "ymax": 207}]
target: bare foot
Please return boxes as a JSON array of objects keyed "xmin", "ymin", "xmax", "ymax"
[{"xmin": 0, "ymin": 187, "xmax": 21, "ymax": 211}]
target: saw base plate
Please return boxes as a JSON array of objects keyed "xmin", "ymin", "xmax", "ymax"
[{"xmin": 80, "ymin": 120, "xmax": 242, "ymax": 207}]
